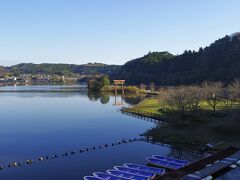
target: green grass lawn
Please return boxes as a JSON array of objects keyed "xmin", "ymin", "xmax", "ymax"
[
  {"xmin": 131, "ymin": 97, "xmax": 240, "ymax": 150},
  {"xmin": 134, "ymin": 97, "xmax": 239, "ymax": 113},
  {"xmin": 134, "ymin": 98, "xmax": 162, "ymax": 114}
]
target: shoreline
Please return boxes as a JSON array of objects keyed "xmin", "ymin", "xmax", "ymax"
[{"xmin": 123, "ymin": 98, "xmax": 240, "ymax": 151}]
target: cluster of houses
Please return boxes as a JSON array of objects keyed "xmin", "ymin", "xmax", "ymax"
[
  {"xmin": 0, "ymin": 74, "xmax": 80, "ymax": 86},
  {"xmin": 0, "ymin": 74, "xmax": 54, "ymax": 83}
]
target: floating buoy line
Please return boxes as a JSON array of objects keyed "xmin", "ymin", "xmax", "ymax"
[
  {"xmin": 0, "ymin": 137, "xmax": 147, "ymax": 171},
  {"xmin": 0, "ymin": 137, "xmax": 205, "ymax": 171}
]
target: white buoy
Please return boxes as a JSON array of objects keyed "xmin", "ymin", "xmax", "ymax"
[
  {"xmin": 13, "ymin": 162, "xmax": 18, "ymax": 167},
  {"xmin": 38, "ymin": 157, "xmax": 44, "ymax": 161}
]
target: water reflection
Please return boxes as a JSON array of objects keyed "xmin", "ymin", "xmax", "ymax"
[
  {"xmin": 87, "ymin": 91, "xmax": 101, "ymax": 101},
  {"xmin": 87, "ymin": 91, "xmax": 145, "ymax": 106},
  {"xmin": 123, "ymin": 94, "xmax": 146, "ymax": 105},
  {"xmin": 113, "ymin": 95, "xmax": 124, "ymax": 106},
  {"xmin": 100, "ymin": 95, "xmax": 110, "ymax": 105},
  {"xmin": 0, "ymin": 85, "xmax": 208, "ymax": 180}
]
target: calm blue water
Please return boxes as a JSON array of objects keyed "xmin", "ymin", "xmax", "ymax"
[{"xmin": 0, "ymin": 85, "xmax": 172, "ymax": 180}]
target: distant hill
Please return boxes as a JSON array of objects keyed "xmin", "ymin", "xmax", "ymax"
[
  {"xmin": 1, "ymin": 33, "xmax": 240, "ymax": 85},
  {"xmin": 0, "ymin": 66, "xmax": 9, "ymax": 77},
  {"xmin": 6, "ymin": 63, "xmax": 120, "ymax": 76},
  {"xmin": 113, "ymin": 51, "xmax": 174, "ymax": 83},
  {"xmin": 114, "ymin": 33, "xmax": 240, "ymax": 85}
]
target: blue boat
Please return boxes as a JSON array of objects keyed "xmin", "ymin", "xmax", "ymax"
[
  {"xmin": 123, "ymin": 163, "xmax": 165, "ymax": 174},
  {"xmin": 107, "ymin": 170, "xmax": 149, "ymax": 180},
  {"xmin": 93, "ymin": 172, "xmax": 128, "ymax": 180},
  {"xmin": 114, "ymin": 166, "xmax": 154, "ymax": 177},
  {"xmin": 84, "ymin": 176, "xmax": 103, "ymax": 180},
  {"xmin": 147, "ymin": 157, "xmax": 184, "ymax": 170},
  {"xmin": 152, "ymin": 155, "xmax": 189, "ymax": 165}
]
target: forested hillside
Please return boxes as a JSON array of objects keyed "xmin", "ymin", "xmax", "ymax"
[
  {"xmin": 115, "ymin": 33, "xmax": 240, "ymax": 85},
  {"xmin": 6, "ymin": 63, "xmax": 119, "ymax": 76},
  {"xmin": 1, "ymin": 33, "xmax": 240, "ymax": 85}
]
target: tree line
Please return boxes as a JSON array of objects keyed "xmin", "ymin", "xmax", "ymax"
[
  {"xmin": 1, "ymin": 63, "xmax": 120, "ymax": 77},
  {"xmin": 114, "ymin": 34, "xmax": 240, "ymax": 85},
  {"xmin": 156, "ymin": 79, "xmax": 240, "ymax": 114},
  {"xmin": 87, "ymin": 76, "xmax": 110, "ymax": 91}
]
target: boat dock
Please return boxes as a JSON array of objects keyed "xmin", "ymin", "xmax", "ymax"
[
  {"xmin": 84, "ymin": 146, "xmax": 240, "ymax": 180},
  {"xmin": 154, "ymin": 146, "xmax": 240, "ymax": 179}
]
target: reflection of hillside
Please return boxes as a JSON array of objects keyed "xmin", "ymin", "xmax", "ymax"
[
  {"xmin": 0, "ymin": 91, "xmax": 88, "ymax": 98},
  {"xmin": 0, "ymin": 85, "xmax": 89, "ymax": 98}
]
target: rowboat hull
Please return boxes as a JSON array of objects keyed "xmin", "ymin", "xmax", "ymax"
[
  {"xmin": 84, "ymin": 176, "xmax": 103, "ymax": 180},
  {"xmin": 107, "ymin": 170, "xmax": 149, "ymax": 180},
  {"xmin": 152, "ymin": 155, "xmax": 189, "ymax": 165},
  {"xmin": 147, "ymin": 157, "xmax": 184, "ymax": 170},
  {"xmin": 114, "ymin": 166, "xmax": 155, "ymax": 177},
  {"xmin": 94, "ymin": 172, "xmax": 128, "ymax": 180},
  {"xmin": 123, "ymin": 163, "xmax": 165, "ymax": 174}
]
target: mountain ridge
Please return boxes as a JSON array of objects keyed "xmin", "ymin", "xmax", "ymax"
[
  {"xmin": 1, "ymin": 63, "xmax": 120, "ymax": 77},
  {"xmin": 113, "ymin": 34, "xmax": 240, "ymax": 85},
  {"xmin": 1, "ymin": 33, "xmax": 240, "ymax": 85}
]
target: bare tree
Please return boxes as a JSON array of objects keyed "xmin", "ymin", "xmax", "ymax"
[
  {"xmin": 201, "ymin": 81, "xmax": 223, "ymax": 112},
  {"xmin": 187, "ymin": 86, "xmax": 203, "ymax": 112},
  {"xmin": 228, "ymin": 79, "xmax": 240, "ymax": 104},
  {"xmin": 149, "ymin": 82, "xmax": 155, "ymax": 92},
  {"xmin": 140, "ymin": 84, "xmax": 146, "ymax": 91},
  {"xmin": 164, "ymin": 86, "xmax": 191, "ymax": 113},
  {"xmin": 156, "ymin": 89, "xmax": 169, "ymax": 112},
  {"xmin": 221, "ymin": 86, "xmax": 235, "ymax": 113}
]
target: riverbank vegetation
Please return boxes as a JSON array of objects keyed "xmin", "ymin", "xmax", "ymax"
[
  {"xmin": 87, "ymin": 76, "xmax": 110, "ymax": 91},
  {"xmin": 136, "ymin": 80, "xmax": 240, "ymax": 114},
  {"xmin": 127, "ymin": 80, "xmax": 240, "ymax": 150},
  {"xmin": 87, "ymin": 76, "xmax": 143, "ymax": 94}
]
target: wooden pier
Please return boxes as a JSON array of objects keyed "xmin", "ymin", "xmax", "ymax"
[
  {"xmin": 121, "ymin": 107, "xmax": 169, "ymax": 123},
  {"xmin": 154, "ymin": 146, "xmax": 240, "ymax": 180},
  {"xmin": 120, "ymin": 107, "xmax": 168, "ymax": 127}
]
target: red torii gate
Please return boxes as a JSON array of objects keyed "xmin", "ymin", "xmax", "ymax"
[{"xmin": 113, "ymin": 80, "xmax": 125, "ymax": 95}]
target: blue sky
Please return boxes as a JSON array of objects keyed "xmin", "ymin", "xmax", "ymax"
[{"xmin": 0, "ymin": 0, "xmax": 240, "ymax": 66}]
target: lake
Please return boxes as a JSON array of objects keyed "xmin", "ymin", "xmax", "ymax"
[
  {"xmin": 0, "ymin": 85, "xmax": 236, "ymax": 180},
  {"xmin": 0, "ymin": 85, "xmax": 171, "ymax": 180}
]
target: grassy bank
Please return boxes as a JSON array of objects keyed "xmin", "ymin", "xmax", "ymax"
[
  {"xmin": 100, "ymin": 85, "xmax": 144, "ymax": 94},
  {"xmin": 128, "ymin": 97, "xmax": 240, "ymax": 151}
]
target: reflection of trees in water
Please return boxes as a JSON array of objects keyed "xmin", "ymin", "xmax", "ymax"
[
  {"xmin": 168, "ymin": 146, "xmax": 204, "ymax": 162},
  {"xmin": 123, "ymin": 94, "xmax": 146, "ymax": 105},
  {"xmin": 87, "ymin": 92, "xmax": 147, "ymax": 105},
  {"xmin": 100, "ymin": 95, "xmax": 110, "ymax": 104},
  {"xmin": 87, "ymin": 91, "xmax": 110, "ymax": 104},
  {"xmin": 87, "ymin": 91, "xmax": 101, "ymax": 101}
]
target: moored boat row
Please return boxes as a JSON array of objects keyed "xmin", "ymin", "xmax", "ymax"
[{"xmin": 84, "ymin": 155, "xmax": 189, "ymax": 180}]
